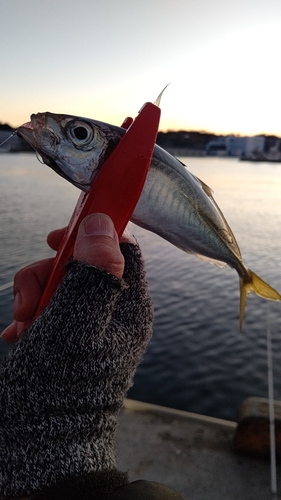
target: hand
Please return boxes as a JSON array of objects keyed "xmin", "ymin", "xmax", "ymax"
[
  {"xmin": 1, "ymin": 213, "xmax": 133, "ymax": 342},
  {"xmin": 0, "ymin": 212, "xmax": 153, "ymax": 498}
]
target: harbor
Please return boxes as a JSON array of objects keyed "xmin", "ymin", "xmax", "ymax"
[
  {"xmin": 1, "ymin": 154, "xmax": 281, "ymax": 422},
  {"xmin": 117, "ymin": 399, "xmax": 281, "ymax": 499}
]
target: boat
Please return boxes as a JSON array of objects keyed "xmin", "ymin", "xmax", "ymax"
[{"xmin": 240, "ymin": 151, "xmax": 281, "ymax": 162}]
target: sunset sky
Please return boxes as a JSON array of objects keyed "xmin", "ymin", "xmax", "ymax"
[{"xmin": 1, "ymin": 0, "xmax": 281, "ymax": 135}]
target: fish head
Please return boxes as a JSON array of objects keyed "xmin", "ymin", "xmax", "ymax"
[{"xmin": 18, "ymin": 112, "xmax": 123, "ymax": 191}]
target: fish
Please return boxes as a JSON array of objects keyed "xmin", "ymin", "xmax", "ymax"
[{"xmin": 17, "ymin": 112, "xmax": 281, "ymax": 330}]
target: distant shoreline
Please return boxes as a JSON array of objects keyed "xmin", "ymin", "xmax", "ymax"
[{"xmin": 2, "ymin": 123, "xmax": 281, "ymax": 157}]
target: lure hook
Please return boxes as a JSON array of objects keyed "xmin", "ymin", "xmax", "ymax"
[{"xmin": 154, "ymin": 84, "xmax": 170, "ymax": 107}]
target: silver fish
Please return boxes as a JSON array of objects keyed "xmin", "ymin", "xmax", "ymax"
[{"xmin": 18, "ymin": 112, "xmax": 281, "ymax": 330}]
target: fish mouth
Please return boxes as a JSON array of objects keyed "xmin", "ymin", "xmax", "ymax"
[
  {"xmin": 17, "ymin": 113, "xmax": 47, "ymax": 146},
  {"xmin": 20, "ymin": 120, "xmax": 34, "ymax": 130},
  {"xmin": 17, "ymin": 113, "xmax": 57, "ymax": 163},
  {"xmin": 17, "ymin": 121, "xmax": 35, "ymax": 144},
  {"xmin": 17, "ymin": 114, "xmax": 57, "ymax": 171}
]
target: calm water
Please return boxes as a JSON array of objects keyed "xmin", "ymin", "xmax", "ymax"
[{"xmin": 1, "ymin": 153, "xmax": 281, "ymax": 421}]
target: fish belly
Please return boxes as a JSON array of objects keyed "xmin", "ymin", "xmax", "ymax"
[{"xmin": 132, "ymin": 147, "xmax": 241, "ymax": 268}]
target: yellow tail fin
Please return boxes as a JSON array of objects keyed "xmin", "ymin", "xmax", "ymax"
[{"xmin": 239, "ymin": 269, "xmax": 281, "ymax": 332}]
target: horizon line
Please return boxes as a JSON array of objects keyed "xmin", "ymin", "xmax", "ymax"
[{"xmin": 1, "ymin": 121, "xmax": 281, "ymax": 140}]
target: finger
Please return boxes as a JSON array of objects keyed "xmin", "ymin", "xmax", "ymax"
[
  {"xmin": 1, "ymin": 258, "xmax": 54, "ymax": 342},
  {"xmin": 13, "ymin": 258, "xmax": 54, "ymax": 322},
  {"xmin": 47, "ymin": 227, "xmax": 67, "ymax": 251},
  {"xmin": 1, "ymin": 215, "xmax": 128, "ymax": 342},
  {"xmin": 1, "ymin": 320, "xmax": 29, "ymax": 343},
  {"xmin": 0, "ymin": 321, "xmax": 17, "ymax": 342},
  {"xmin": 47, "ymin": 223, "xmax": 135, "ymax": 249},
  {"xmin": 47, "ymin": 218, "xmax": 135, "ymax": 251},
  {"xmin": 74, "ymin": 213, "xmax": 125, "ymax": 279}
]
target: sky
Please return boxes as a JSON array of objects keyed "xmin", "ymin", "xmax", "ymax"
[{"xmin": 1, "ymin": 0, "xmax": 281, "ymax": 135}]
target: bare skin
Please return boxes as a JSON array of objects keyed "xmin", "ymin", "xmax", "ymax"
[{"xmin": 1, "ymin": 213, "xmax": 134, "ymax": 343}]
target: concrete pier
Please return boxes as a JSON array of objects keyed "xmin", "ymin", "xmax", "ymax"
[{"xmin": 116, "ymin": 399, "xmax": 281, "ymax": 500}]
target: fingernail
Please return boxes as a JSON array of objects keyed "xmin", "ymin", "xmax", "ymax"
[
  {"xmin": 17, "ymin": 321, "xmax": 27, "ymax": 338},
  {"xmin": 1, "ymin": 320, "xmax": 16, "ymax": 339},
  {"xmin": 0, "ymin": 328, "xmax": 7, "ymax": 339},
  {"xmin": 14, "ymin": 292, "xmax": 22, "ymax": 312},
  {"xmin": 84, "ymin": 214, "xmax": 116, "ymax": 239}
]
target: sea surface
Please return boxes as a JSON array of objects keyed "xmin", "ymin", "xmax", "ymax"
[{"xmin": 1, "ymin": 153, "xmax": 281, "ymax": 421}]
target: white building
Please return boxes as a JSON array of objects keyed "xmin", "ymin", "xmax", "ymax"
[
  {"xmin": 244, "ymin": 136, "xmax": 265, "ymax": 156},
  {"xmin": 225, "ymin": 136, "xmax": 246, "ymax": 157},
  {"xmin": 206, "ymin": 135, "xmax": 265, "ymax": 157}
]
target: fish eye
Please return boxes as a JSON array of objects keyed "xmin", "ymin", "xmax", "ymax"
[
  {"xmin": 73, "ymin": 126, "xmax": 88, "ymax": 141},
  {"xmin": 67, "ymin": 120, "xmax": 94, "ymax": 148}
]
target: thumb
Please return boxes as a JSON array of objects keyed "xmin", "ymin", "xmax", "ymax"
[{"xmin": 73, "ymin": 213, "xmax": 125, "ymax": 279}]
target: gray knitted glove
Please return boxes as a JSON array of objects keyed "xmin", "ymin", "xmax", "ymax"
[{"xmin": 0, "ymin": 242, "xmax": 153, "ymax": 500}]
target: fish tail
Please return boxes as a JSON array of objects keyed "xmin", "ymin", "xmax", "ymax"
[{"xmin": 239, "ymin": 269, "xmax": 281, "ymax": 332}]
